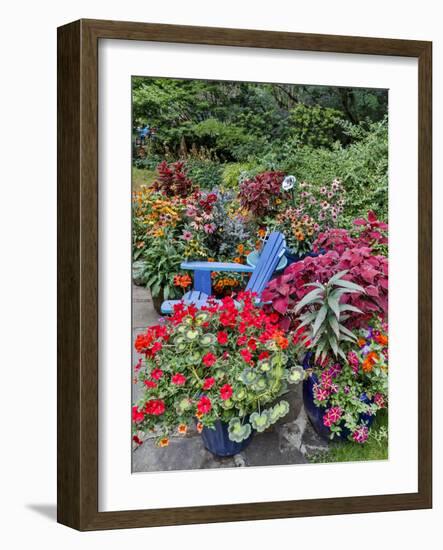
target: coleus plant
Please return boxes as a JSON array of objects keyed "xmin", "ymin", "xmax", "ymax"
[
  {"xmin": 153, "ymin": 160, "xmax": 196, "ymax": 198},
  {"xmin": 132, "ymin": 291, "xmax": 303, "ymax": 447},
  {"xmin": 294, "ymin": 271, "xmax": 365, "ymax": 362},
  {"xmin": 238, "ymin": 170, "xmax": 285, "ymax": 218},
  {"xmin": 262, "ymin": 246, "xmax": 388, "ymax": 331}
]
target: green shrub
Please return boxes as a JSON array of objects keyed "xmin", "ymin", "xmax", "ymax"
[
  {"xmin": 184, "ymin": 159, "xmax": 223, "ymax": 189},
  {"xmin": 288, "ymin": 104, "xmax": 345, "ymax": 148},
  {"xmin": 281, "ymin": 118, "xmax": 388, "ymax": 226},
  {"xmin": 221, "ymin": 162, "xmax": 264, "ymax": 189}
]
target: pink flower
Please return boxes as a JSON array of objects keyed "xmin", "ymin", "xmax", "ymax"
[
  {"xmin": 203, "ymin": 223, "xmax": 216, "ymax": 234},
  {"xmin": 181, "ymin": 230, "xmax": 193, "ymax": 241},
  {"xmin": 323, "ymin": 406, "xmax": 342, "ymax": 427},
  {"xmin": 374, "ymin": 393, "xmax": 385, "ymax": 408},
  {"xmin": 352, "ymin": 425, "xmax": 369, "ymax": 443},
  {"xmin": 314, "ymin": 384, "xmax": 329, "ymax": 402},
  {"xmin": 171, "ymin": 373, "xmax": 187, "ymax": 386}
]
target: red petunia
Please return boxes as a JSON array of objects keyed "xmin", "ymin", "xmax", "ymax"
[
  {"xmin": 202, "ymin": 352, "xmax": 217, "ymax": 367},
  {"xmin": 151, "ymin": 368, "xmax": 164, "ymax": 380},
  {"xmin": 220, "ymin": 384, "xmax": 233, "ymax": 401},
  {"xmin": 144, "ymin": 399, "xmax": 166, "ymax": 416},
  {"xmin": 197, "ymin": 396, "xmax": 212, "ymax": 414},
  {"xmin": 202, "ymin": 377, "xmax": 215, "ymax": 390},
  {"xmin": 258, "ymin": 351, "xmax": 270, "ymax": 360},
  {"xmin": 132, "ymin": 435, "xmax": 143, "ymax": 445},
  {"xmin": 217, "ymin": 331, "xmax": 229, "ymax": 345},
  {"xmin": 171, "ymin": 373, "xmax": 187, "ymax": 385},
  {"xmin": 143, "ymin": 380, "xmax": 157, "ymax": 389},
  {"xmin": 132, "ymin": 406, "xmax": 144, "ymax": 423},
  {"xmin": 240, "ymin": 348, "xmax": 253, "ymax": 363}
]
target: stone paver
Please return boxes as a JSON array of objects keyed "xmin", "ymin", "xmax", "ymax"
[{"xmin": 131, "ymin": 282, "xmax": 328, "ymax": 472}]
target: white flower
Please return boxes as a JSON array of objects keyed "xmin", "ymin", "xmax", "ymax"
[{"xmin": 282, "ymin": 175, "xmax": 296, "ymax": 191}]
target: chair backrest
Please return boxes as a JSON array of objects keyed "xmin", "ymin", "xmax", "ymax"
[{"xmin": 246, "ymin": 231, "xmax": 286, "ymax": 297}]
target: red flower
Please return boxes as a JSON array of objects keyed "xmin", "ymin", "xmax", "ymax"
[
  {"xmin": 132, "ymin": 406, "xmax": 144, "ymax": 423},
  {"xmin": 217, "ymin": 331, "xmax": 229, "ymax": 345},
  {"xmin": 151, "ymin": 368, "xmax": 163, "ymax": 380},
  {"xmin": 258, "ymin": 351, "xmax": 270, "ymax": 360},
  {"xmin": 151, "ymin": 341, "xmax": 163, "ymax": 355},
  {"xmin": 197, "ymin": 396, "xmax": 212, "ymax": 414},
  {"xmin": 240, "ymin": 348, "xmax": 253, "ymax": 363},
  {"xmin": 132, "ymin": 435, "xmax": 143, "ymax": 445},
  {"xmin": 237, "ymin": 335, "xmax": 248, "ymax": 346},
  {"xmin": 171, "ymin": 373, "xmax": 187, "ymax": 385},
  {"xmin": 203, "ymin": 352, "xmax": 217, "ymax": 367},
  {"xmin": 220, "ymin": 384, "xmax": 233, "ymax": 401},
  {"xmin": 143, "ymin": 380, "xmax": 157, "ymax": 389},
  {"xmin": 202, "ymin": 377, "xmax": 215, "ymax": 390},
  {"xmin": 247, "ymin": 338, "xmax": 257, "ymax": 350},
  {"xmin": 145, "ymin": 399, "xmax": 165, "ymax": 416}
]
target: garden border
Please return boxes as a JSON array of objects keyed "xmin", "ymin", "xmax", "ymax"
[{"xmin": 57, "ymin": 19, "xmax": 432, "ymax": 530}]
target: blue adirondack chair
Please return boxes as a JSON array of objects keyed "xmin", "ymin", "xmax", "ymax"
[{"xmin": 161, "ymin": 231, "xmax": 286, "ymax": 314}]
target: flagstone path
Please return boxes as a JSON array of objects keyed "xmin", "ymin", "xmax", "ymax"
[{"xmin": 132, "ymin": 283, "xmax": 328, "ymax": 473}]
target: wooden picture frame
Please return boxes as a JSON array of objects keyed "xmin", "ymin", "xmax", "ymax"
[{"xmin": 57, "ymin": 18, "xmax": 432, "ymax": 530}]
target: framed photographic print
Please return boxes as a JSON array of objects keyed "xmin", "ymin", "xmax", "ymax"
[{"xmin": 57, "ymin": 19, "xmax": 432, "ymax": 530}]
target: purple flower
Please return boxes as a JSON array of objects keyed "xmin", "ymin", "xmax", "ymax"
[{"xmin": 361, "ymin": 345, "xmax": 370, "ymax": 356}]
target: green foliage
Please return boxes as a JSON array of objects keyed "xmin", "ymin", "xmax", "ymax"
[
  {"xmin": 221, "ymin": 162, "xmax": 263, "ymax": 189},
  {"xmin": 308, "ymin": 409, "xmax": 388, "ymax": 463},
  {"xmin": 281, "ymin": 118, "xmax": 388, "ymax": 226},
  {"xmin": 288, "ymin": 104, "xmax": 344, "ymax": 148},
  {"xmin": 295, "ymin": 271, "xmax": 365, "ymax": 362},
  {"xmin": 139, "ymin": 232, "xmax": 185, "ymax": 299},
  {"xmin": 184, "ymin": 158, "xmax": 223, "ymax": 189}
]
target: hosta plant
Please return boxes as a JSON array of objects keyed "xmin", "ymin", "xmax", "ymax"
[
  {"xmin": 132, "ymin": 291, "xmax": 303, "ymax": 447},
  {"xmin": 295, "ymin": 271, "xmax": 365, "ymax": 362}
]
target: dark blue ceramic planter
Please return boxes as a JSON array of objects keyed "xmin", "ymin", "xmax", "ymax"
[
  {"xmin": 302, "ymin": 352, "xmax": 374, "ymax": 441},
  {"xmin": 285, "ymin": 248, "xmax": 326, "ymax": 266},
  {"xmin": 201, "ymin": 419, "xmax": 253, "ymax": 457}
]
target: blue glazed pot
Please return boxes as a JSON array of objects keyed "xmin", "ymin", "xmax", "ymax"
[
  {"xmin": 302, "ymin": 352, "xmax": 374, "ymax": 441},
  {"xmin": 285, "ymin": 248, "xmax": 326, "ymax": 266},
  {"xmin": 200, "ymin": 419, "xmax": 253, "ymax": 457}
]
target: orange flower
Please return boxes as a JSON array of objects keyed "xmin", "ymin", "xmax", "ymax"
[
  {"xmin": 207, "ymin": 258, "xmax": 215, "ymax": 262},
  {"xmin": 236, "ymin": 244, "xmax": 245, "ymax": 254},
  {"xmin": 362, "ymin": 351, "xmax": 378, "ymax": 373},
  {"xmin": 376, "ymin": 333, "xmax": 388, "ymax": 346},
  {"xmin": 158, "ymin": 437, "xmax": 169, "ymax": 448},
  {"xmin": 233, "ymin": 257, "xmax": 242, "ymax": 264},
  {"xmin": 177, "ymin": 424, "xmax": 187, "ymax": 435},
  {"xmin": 357, "ymin": 338, "xmax": 366, "ymax": 347},
  {"xmin": 195, "ymin": 411, "xmax": 204, "ymax": 420},
  {"xmin": 196, "ymin": 422, "xmax": 203, "ymax": 433},
  {"xmin": 258, "ymin": 228, "xmax": 266, "ymax": 238}
]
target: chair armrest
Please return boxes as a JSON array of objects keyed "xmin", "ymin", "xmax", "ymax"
[{"xmin": 180, "ymin": 261, "xmax": 254, "ymax": 273}]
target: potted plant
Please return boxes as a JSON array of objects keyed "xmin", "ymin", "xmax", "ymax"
[
  {"xmin": 132, "ymin": 291, "xmax": 303, "ymax": 456},
  {"xmin": 292, "ymin": 271, "xmax": 388, "ymax": 442}
]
